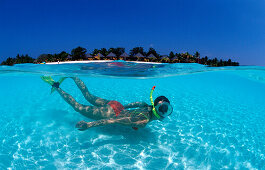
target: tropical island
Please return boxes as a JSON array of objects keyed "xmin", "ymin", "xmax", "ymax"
[{"xmin": 1, "ymin": 46, "xmax": 239, "ymax": 67}]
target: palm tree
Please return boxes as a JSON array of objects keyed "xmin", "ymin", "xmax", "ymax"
[
  {"xmin": 169, "ymin": 51, "xmax": 175, "ymax": 60},
  {"xmin": 100, "ymin": 48, "xmax": 108, "ymax": 56},
  {"xmin": 92, "ymin": 49, "xmax": 100, "ymax": 56},
  {"xmin": 71, "ymin": 46, "xmax": 87, "ymax": 60},
  {"xmin": 147, "ymin": 48, "xmax": 159, "ymax": 57},
  {"xmin": 130, "ymin": 47, "xmax": 145, "ymax": 57},
  {"xmin": 194, "ymin": 51, "xmax": 200, "ymax": 59},
  {"xmin": 194, "ymin": 51, "xmax": 200, "ymax": 63}
]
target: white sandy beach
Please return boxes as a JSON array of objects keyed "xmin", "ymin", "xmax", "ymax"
[
  {"xmin": 46, "ymin": 60, "xmax": 114, "ymax": 64},
  {"xmin": 46, "ymin": 60, "xmax": 162, "ymax": 65}
]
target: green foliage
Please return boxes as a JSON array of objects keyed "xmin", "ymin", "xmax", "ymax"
[
  {"xmin": 1, "ymin": 57, "xmax": 15, "ymax": 66},
  {"xmin": 175, "ymin": 53, "xmax": 182, "ymax": 61},
  {"xmin": 71, "ymin": 46, "xmax": 87, "ymax": 60},
  {"xmin": 36, "ymin": 51, "xmax": 70, "ymax": 63},
  {"xmin": 100, "ymin": 48, "xmax": 108, "ymax": 56},
  {"xmin": 1, "ymin": 54, "xmax": 34, "ymax": 66},
  {"xmin": 129, "ymin": 47, "xmax": 146, "ymax": 56},
  {"xmin": 37, "ymin": 54, "xmax": 49, "ymax": 63},
  {"xmin": 15, "ymin": 54, "xmax": 34, "ymax": 63},
  {"xmin": 92, "ymin": 47, "xmax": 125, "ymax": 57},
  {"xmin": 1, "ymin": 46, "xmax": 240, "ymax": 67},
  {"xmin": 108, "ymin": 47, "xmax": 125, "ymax": 57},
  {"xmin": 200, "ymin": 57, "xmax": 239, "ymax": 67},
  {"xmin": 169, "ymin": 51, "xmax": 175, "ymax": 59},
  {"xmin": 147, "ymin": 48, "xmax": 159, "ymax": 58},
  {"xmin": 174, "ymin": 52, "xmax": 194, "ymax": 63},
  {"xmin": 58, "ymin": 51, "xmax": 68, "ymax": 61},
  {"xmin": 194, "ymin": 51, "xmax": 200, "ymax": 59},
  {"xmin": 92, "ymin": 49, "xmax": 100, "ymax": 56}
]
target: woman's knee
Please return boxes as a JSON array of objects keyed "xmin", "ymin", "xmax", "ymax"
[{"xmin": 74, "ymin": 103, "xmax": 85, "ymax": 112}]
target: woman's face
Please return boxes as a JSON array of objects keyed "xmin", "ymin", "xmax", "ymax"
[{"xmin": 155, "ymin": 101, "xmax": 173, "ymax": 119}]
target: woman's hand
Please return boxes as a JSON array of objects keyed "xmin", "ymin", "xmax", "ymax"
[{"xmin": 75, "ymin": 121, "xmax": 89, "ymax": 131}]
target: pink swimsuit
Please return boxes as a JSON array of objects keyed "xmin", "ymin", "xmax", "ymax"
[
  {"xmin": 107, "ymin": 101, "xmax": 138, "ymax": 130},
  {"xmin": 107, "ymin": 101, "xmax": 124, "ymax": 117}
]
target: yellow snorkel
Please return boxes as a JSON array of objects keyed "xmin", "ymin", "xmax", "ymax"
[{"xmin": 150, "ymin": 86, "xmax": 161, "ymax": 120}]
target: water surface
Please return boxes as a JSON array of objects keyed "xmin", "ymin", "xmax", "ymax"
[{"xmin": 0, "ymin": 62, "xmax": 265, "ymax": 169}]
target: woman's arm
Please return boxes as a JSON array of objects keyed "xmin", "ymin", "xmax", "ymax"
[
  {"xmin": 76, "ymin": 117, "xmax": 148, "ymax": 131},
  {"xmin": 123, "ymin": 102, "xmax": 148, "ymax": 109}
]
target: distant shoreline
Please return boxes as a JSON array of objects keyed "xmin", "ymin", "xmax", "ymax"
[
  {"xmin": 45, "ymin": 60, "xmax": 163, "ymax": 65},
  {"xmin": 1, "ymin": 47, "xmax": 239, "ymax": 67}
]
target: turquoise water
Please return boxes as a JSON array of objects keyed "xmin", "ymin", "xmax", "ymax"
[{"xmin": 0, "ymin": 62, "xmax": 265, "ymax": 169}]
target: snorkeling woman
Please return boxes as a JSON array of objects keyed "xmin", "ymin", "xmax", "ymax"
[{"xmin": 41, "ymin": 76, "xmax": 173, "ymax": 131}]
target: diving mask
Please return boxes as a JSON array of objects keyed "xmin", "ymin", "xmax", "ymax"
[
  {"xmin": 155, "ymin": 102, "xmax": 173, "ymax": 118},
  {"xmin": 150, "ymin": 86, "xmax": 173, "ymax": 121}
]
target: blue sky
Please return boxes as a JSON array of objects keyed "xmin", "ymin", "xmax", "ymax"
[{"xmin": 0, "ymin": 0, "xmax": 265, "ymax": 66}]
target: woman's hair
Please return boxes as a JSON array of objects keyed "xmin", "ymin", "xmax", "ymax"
[{"xmin": 154, "ymin": 96, "xmax": 170, "ymax": 106}]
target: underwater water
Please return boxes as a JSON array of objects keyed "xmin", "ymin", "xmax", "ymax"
[{"xmin": 0, "ymin": 61, "xmax": 265, "ymax": 169}]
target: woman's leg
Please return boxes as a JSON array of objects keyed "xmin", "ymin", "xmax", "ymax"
[
  {"xmin": 70, "ymin": 77, "xmax": 110, "ymax": 106},
  {"xmin": 56, "ymin": 87, "xmax": 115, "ymax": 119}
]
